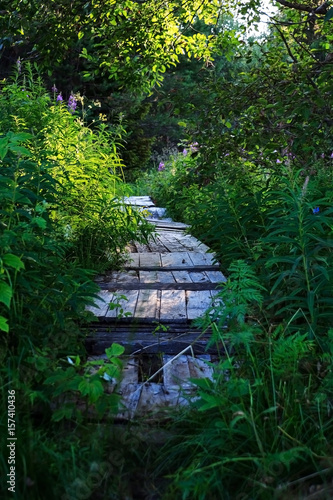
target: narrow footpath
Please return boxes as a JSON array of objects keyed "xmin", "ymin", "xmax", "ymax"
[{"xmin": 85, "ymin": 196, "xmax": 226, "ymax": 418}]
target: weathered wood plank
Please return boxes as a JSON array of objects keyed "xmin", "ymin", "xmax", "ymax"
[
  {"xmin": 205, "ymin": 270, "xmax": 227, "ymax": 283},
  {"xmin": 186, "ymin": 290, "xmax": 213, "ymax": 320},
  {"xmin": 180, "ymin": 236, "xmax": 210, "ymax": 253},
  {"xmin": 119, "ymin": 359, "xmax": 139, "ymax": 386},
  {"xmin": 135, "ymin": 243, "xmax": 151, "ymax": 253},
  {"xmin": 172, "ymin": 270, "xmax": 193, "ymax": 283},
  {"xmin": 149, "ymin": 219, "xmax": 190, "ymax": 229},
  {"xmin": 139, "ymin": 270, "xmax": 159, "ymax": 283},
  {"xmin": 134, "ymin": 289, "xmax": 160, "ymax": 320},
  {"xmin": 163, "ymin": 355, "xmax": 192, "ymax": 389},
  {"xmin": 157, "ymin": 239, "xmax": 187, "ymax": 252},
  {"xmin": 99, "ymin": 282, "xmax": 219, "ymax": 291},
  {"xmin": 145, "ymin": 207, "xmax": 167, "ymax": 219},
  {"xmin": 169, "ymin": 234, "xmax": 208, "ymax": 252},
  {"xmin": 210, "ymin": 289, "xmax": 224, "ymax": 309},
  {"xmin": 105, "ymin": 290, "xmax": 139, "ymax": 318},
  {"xmin": 156, "ymin": 271, "xmax": 176, "ymax": 283},
  {"xmin": 139, "ymin": 252, "xmax": 161, "ymax": 267},
  {"xmin": 187, "ymin": 356, "xmax": 214, "ymax": 380},
  {"xmin": 136, "ymin": 384, "xmax": 166, "ymax": 414},
  {"xmin": 161, "ymin": 252, "xmax": 193, "ymax": 268},
  {"xmin": 85, "ymin": 290, "xmax": 114, "ymax": 317},
  {"xmin": 87, "ymin": 340, "xmax": 216, "ymax": 355},
  {"xmin": 124, "ymin": 196, "xmax": 154, "ymax": 207},
  {"xmin": 124, "ymin": 253, "xmax": 140, "ymax": 267},
  {"xmin": 123, "ymin": 265, "xmax": 220, "ymax": 272},
  {"xmin": 117, "ymin": 383, "xmax": 142, "ymax": 419},
  {"xmin": 112, "ymin": 270, "xmax": 139, "ymax": 283},
  {"xmin": 188, "ymin": 252, "xmax": 216, "ymax": 266},
  {"xmin": 189, "ymin": 271, "xmax": 210, "ymax": 283},
  {"xmin": 160, "ymin": 290, "xmax": 187, "ymax": 322},
  {"xmin": 147, "ymin": 240, "xmax": 169, "ymax": 253}
]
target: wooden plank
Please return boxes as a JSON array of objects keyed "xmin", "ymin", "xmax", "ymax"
[
  {"xmin": 87, "ymin": 340, "xmax": 216, "ymax": 356},
  {"xmin": 188, "ymin": 252, "xmax": 216, "ymax": 266},
  {"xmin": 149, "ymin": 219, "xmax": 190, "ymax": 229},
  {"xmin": 145, "ymin": 207, "xmax": 167, "ymax": 219},
  {"xmin": 161, "ymin": 252, "xmax": 193, "ymax": 268},
  {"xmin": 105, "ymin": 290, "xmax": 139, "ymax": 318},
  {"xmin": 156, "ymin": 271, "xmax": 175, "ymax": 283},
  {"xmin": 99, "ymin": 282, "xmax": 219, "ymax": 291},
  {"xmin": 139, "ymin": 252, "xmax": 161, "ymax": 267},
  {"xmin": 112, "ymin": 270, "xmax": 139, "ymax": 283},
  {"xmin": 139, "ymin": 270, "xmax": 159, "ymax": 283},
  {"xmin": 160, "ymin": 290, "xmax": 187, "ymax": 322},
  {"xmin": 147, "ymin": 240, "xmax": 169, "ymax": 253},
  {"xmin": 189, "ymin": 271, "xmax": 210, "ymax": 283},
  {"xmin": 205, "ymin": 270, "xmax": 227, "ymax": 283},
  {"xmin": 117, "ymin": 383, "xmax": 142, "ymax": 419},
  {"xmin": 187, "ymin": 356, "xmax": 214, "ymax": 380},
  {"xmin": 172, "ymin": 270, "xmax": 193, "ymax": 283},
  {"xmin": 163, "ymin": 355, "xmax": 192, "ymax": 389},
  {"xmin": 170, "ymin": 234, "xmax": 207, "ymax": 252},
  {"xmin": 85, "ymin": 290, "xmax": 114, "ymax": 317},
  {"xmin": 134, "ymin": 289, "xmax": 160, "ymax": 320},
  {"xmin": 136, "ymin": 384, "xmax": 166, "ymax": 414},
  {"xmin": 135, "ymin": 243, "xmax": 151, "ymax": 252},
  {"xmin": 123, "ymin": 265, "xmax": 220, "ymax": 272},
  {"xmin": 124, "ymin": 196, "xmax": 154, "ymax": 207},
  {"xmin": 119, "ymin": 359, "xmax": 139, "ymax": 386},
  {"xmin": 158, "ymin": 239, "xmax": 187, "ymax": 252},
  {"xmin": 210, "ymin": 290, "xmax": 224, "ymax": 309},
  {"xmin": 186, "ymin": 290, "xmax": 213, "ymax": 320},
  {"xmin": 181, "ymin": 236, "xmax": 210, "ymax": 253},
  {"xmin": 124, "ymin": 253, "xmax": 140, "ymax": 267}
]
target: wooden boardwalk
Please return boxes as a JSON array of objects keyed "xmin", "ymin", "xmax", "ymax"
[{"xmin": 85, "ymin": 196, "xmax": 226, "ymax": 417}]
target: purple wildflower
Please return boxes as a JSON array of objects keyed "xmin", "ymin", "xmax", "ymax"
[
  {"xmin": 330, "ymin": 152, "xmax": 333, "ymax": 159},
  {"xmin": 321, "ymin": 153, "xmax": 325, "ymax": 159},
  {"xmin": 190, "ymin": 142, "xmax": 199, "ymax": 152},
  {"xmin": 16, "ymin": 58, "xmax": 21, "ymax": 74},
  {"xmin": 52, "ymin": 84, "xmax": 58, "ymax": 93},
  {"xmin": 313, "ymin": 207, "xmax": 320, "ymax": 214},
  {"xmin": 158, "ymin": 162, "xmax": 165, "ymax": 171},
  {"xmin": 183, "ymin": 149, "xmax": 188, "ymax": 156},
  {"xmin": 56, "ymin": 93, "xmax": 63, "ymax": 102},
  {"xmin": 68, "ymin": 93, "xmax": 77, "ymax": 114},
  {"xmin": 276, "ymin": 159, "xmax": 282, "ymax": 164}
]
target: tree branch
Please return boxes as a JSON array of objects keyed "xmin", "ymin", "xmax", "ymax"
[{"xmin": 274, "ymin": 0, "xmax": 329, "ymax": 15}]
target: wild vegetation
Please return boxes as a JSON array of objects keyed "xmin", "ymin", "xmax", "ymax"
[{"xmin": 1, "ymin": 1, "xmax": 333, "ymax": 499}]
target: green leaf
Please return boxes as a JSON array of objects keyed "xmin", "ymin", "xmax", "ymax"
[
  {"xmin": 52, "ymin": 405, "xmax": 75, "ymax": 422},
  {"xmin": 0, "ymin": 137, "xmax": 9, "ymax": 160},
  {"xmin": 0, "ymin": 315, "xmax": 9, "ymax": 333},
  {"xmin": 3, "ymin": 254, "xmax": 25, "ymax": 271},
  {"xmin": 225, "ymin": 121, "xmax": 232, "ymax": 128},
  {"xmin": 31, "ymin": 217, "xmax": 47, "ymax": 229},
  {"xmin": 0, "ymin": 281, "xmax": 13, "ymax": 308},
  {"xmin": 78, "ymin": 377, "xmax": 104, "ymax": 403},
  {"xmin": 105, "ymin": 343, "xmax": 125, "ymax": 359}
]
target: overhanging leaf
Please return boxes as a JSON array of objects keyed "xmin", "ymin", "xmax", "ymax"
[{"xmin": 0, "ymin": 281, "xmax": 13, "ymax": 308}]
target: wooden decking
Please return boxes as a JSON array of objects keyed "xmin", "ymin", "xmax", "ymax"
[{"xmin": 85, "ymin": 196, "xmax": 226, "ymax": 417}]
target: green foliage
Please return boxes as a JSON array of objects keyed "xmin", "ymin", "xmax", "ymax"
[
  {"xmin": 0, "ymin": 67, "xmax": 155, "ymax": 498},
  {"xmin": 155, "ymin": 263, "xmax": 333, "ymax": 499},
  {"xmin": 0, "ymin": 0, "xmax": 226, "ymax": 92}
]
